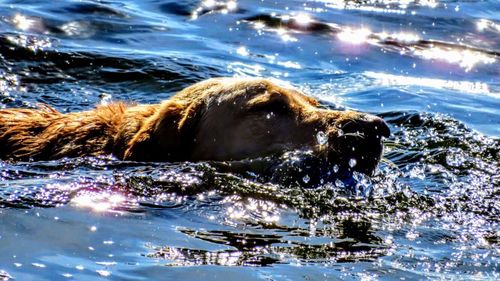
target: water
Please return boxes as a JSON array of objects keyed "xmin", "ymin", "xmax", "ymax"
[{"xmin": 0, "ymin": 0, "xmax": 498, "ymax": 280}]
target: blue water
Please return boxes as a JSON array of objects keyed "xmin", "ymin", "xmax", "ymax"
[{"xmin": 0, "ymin": 0, "xmax": 498, "ymax": 280}]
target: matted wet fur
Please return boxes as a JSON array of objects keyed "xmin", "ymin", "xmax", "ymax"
[{"xmin": 0, "ymin": 77, "xmax": 390, "ymax": 174}]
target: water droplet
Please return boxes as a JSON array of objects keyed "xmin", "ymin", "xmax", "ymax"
[
  {"xmin": 335, "ymin": 179, "xmax": 345, "ymax": 188},
  {"xmin": 303, "ymin": 175, "xmax": 310, "ymax": 183},
  {"xmin": 446, "ymin": 148, "xmax": 466, "ymax": 167},
  {"xmin": 99, "ymin": 93, "xmax": 112, "ymax": 105},
  {"xmin": 316, "ymin": 131, "xmax": 328, "ymax": 145},
  {"xmin": 333, "ymin": 164, "xmax": 339, "ymax": 173},
  {"xmin": 0, "ymin": 270, "xmax": 13, "ymax": 280},
  {"xmin": 236, "ymin": 46, "xmax": 249, "ymax": 56},
  {"xmin": 266, "ymin": 113, "xmax": 271, "ymax": 119},
  {"xmin": 408, "ymin": 165, "xmax": 425, "ymax": 180},
  {"xmin": 349, "ymin": 158, "xmax": 357, "ymax": 168},
  {"xmin": 96, "ymin": 270, "xmax": 111, "ymax": 277}
]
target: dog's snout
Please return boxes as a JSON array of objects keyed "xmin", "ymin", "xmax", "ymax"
[{"xmin": 352, "ymin": 114, "xmax": 390, "ymax": 137}]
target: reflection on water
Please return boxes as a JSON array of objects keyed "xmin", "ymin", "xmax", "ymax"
[
  {"xmin": 191, "ymin": 0, "xmax": 238, "ymax": 20},
  {"xmin": 337, "ymin": 27, "xmax": 372, "ymax": 44},
  {"xmin": 316, "ymin": 0, "xmax": 443, "ymax": 16},
  {"xmin": 5, "ymin": 34, "xmax": 53, "ymax": 52},
  {"xmin": 243, "ymin": 14, "xmax": 498, "ymax": 71},
  {"xmin": 476, "ymin": 18, "xmax": 500, "ymax": 32},
  {"xmin": 414, "ymin": 46, "xmax": 496, "ymax": 72},
  {"xmin": 71, "ymin": 191, "xmax": 129, "ymax": 213},
  {"xmin": 149, "ymin": 225, "xmax": 387, "ymax": 266},
  {"xmin": 365, "ymin": 71, "xmax": 494, "ymax": 96},
  {"xmin": 12, "ymin": 14, "xmax": 32, "ymax": 30}
]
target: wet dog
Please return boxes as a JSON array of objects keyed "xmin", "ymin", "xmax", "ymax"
[{"xmin": 0, "ymin": 77, "xmax": 389, "ymax": 175}]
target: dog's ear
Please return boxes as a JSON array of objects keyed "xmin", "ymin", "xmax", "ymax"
[
  {"xmin": 123, "ymin": 101, "xmax": 184, "ymax": 161},
  {"xmin": 123, "ymin": 99, "xmax": 205, "ymax": 161}
]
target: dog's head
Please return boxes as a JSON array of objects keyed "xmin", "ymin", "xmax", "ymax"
[{"xmin": 124, "ymin": 78, "xmax": 390, "ymax": 175}]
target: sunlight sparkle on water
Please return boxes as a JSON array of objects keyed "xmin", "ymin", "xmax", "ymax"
[
  {"xmin": 337, "ymin": 27, "xmax": 371, "ymax": 44},
  {"xmin": 71, "ymin": 192, "xmax": 128, "ymax": 212},
  {"xmin": 60, "ymin": 21, "xmax": 92, "ymax": 37},
  {"xmin": 365, "ymin": 71, "xmax": 495, "ymax": 97},
  {"xmin": 227, "ymin": 61, "xmax": 265, "ymax": 76},
  {"xmin": 323, "ymin": 0, "xmax": 437, "ymax": 9},
  {"xmin": 6, "ymin": 34, "xmax": 52, "ymax": 52},
  {"xmin": 276, "ymin": 28, "xmax": 298, "ymax": 42},
  {"xmin": 476, "ymin": 19, "xmax": 500, "ymax": 32},
  {"xmin": 225, "ymin": 198, "xmax": 280, "ymax": 223},
  {"xmin": 12, "ymin": 14, "xmax": 36, "ymax": 31},
  {"xmin": 203, "ymin": 0, "xmax": 216, "ymax": 7},
  {"xmin": 191, "ymin": 0, "xmax": 237, "ymax": 19},
  {"xmin": 419, "ymin": 0, "xmax": 438, "ymax": 8},
  {"xmin": 379, "ymin": 31, "xmax": 420, "ymax": 42},
  {"xmin": 276, "ymin": 60, "xmax": 301, "ymax": 69},
  {"xmin": 325, "ymin": 1, "xmax": 405, "ymax": 14},
  {"xmin": 96, "ymin": 270, "xmax": 111, "ymax": 277},
  {"xmin": 253, "ymin": 21, "xmax": 266, "ymax": 30},
  {"xmin": 236, "ymin": 46, "xmax": 249, "ymax": 56},
  {"xmin": 226, "ymin": 1, "xmax": 237, "ymax": 11},
  {"xmin": 414, "ymin": 47, "xmax": 496, "ymax": 71},
  {"xmin": 293, "ymin": 13, "xmax": 313, "ymax": 26}
]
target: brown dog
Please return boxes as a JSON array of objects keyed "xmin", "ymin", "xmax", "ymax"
[{"xmin": 0, "ymin": 77, "xmax": 389, "ymax": 174}]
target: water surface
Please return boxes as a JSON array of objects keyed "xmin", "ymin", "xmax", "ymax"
[{"xmin": 0, "ymin": 0, "xmax": 498, "ymax": 280}]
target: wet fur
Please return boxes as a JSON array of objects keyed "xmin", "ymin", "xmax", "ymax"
[
  {"xmin": 0, "ymin": 103, "xmax": 155, "ymax": 160},
  {"xmin": 0, "ymin": 77, "xmax": 386, "ymax": 168}
]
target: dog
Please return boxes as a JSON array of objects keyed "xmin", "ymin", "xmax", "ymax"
[{"xmin": 0, "ymin": 77, "xmax": 390, "ymax": 175}]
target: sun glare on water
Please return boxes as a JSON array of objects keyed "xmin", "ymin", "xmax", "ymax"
[
  {"xmin": 414, "ymin": 47, "xmax": 496, "ymax": 72},
  {"xmin": 337, "ymin": 27, "xmax": 372, "ymax": 44},
  {"xmin": 12, "ymin": 14, "xmax": 36, "ymax": 31},
  {"xmin": 71, "ymin": 192, "xmax": 129, "ymax": 213}
]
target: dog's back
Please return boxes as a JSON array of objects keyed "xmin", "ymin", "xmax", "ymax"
[{"xmin": 0, "ymin": 104, "xmax": 125, "ymax": 160}]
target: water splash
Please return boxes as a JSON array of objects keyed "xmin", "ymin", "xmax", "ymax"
[{"xmin": 316, "ymin": 131, "xmax": 328, "ymax": 145}]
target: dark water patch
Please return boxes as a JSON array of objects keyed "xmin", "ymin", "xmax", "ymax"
[
  {"xmin": 383, "ymin": 111, "xmax": 498, "ymax": 176},
  {"xmin": 0, "ymin": 34, "xmax": 185, "ymax": 84},
  {"xmin": 0, "ymin": 33, "xmax": 225, "ymax": 108},
  {"xmin": 1, "ymin": 5, "xmax": 168, "ymax": 42},
  {"xmin": 54, "ymin": 2, "xmax": 128, "ymax": 18},
  {"xmin": 159, "ymin": 1, "xmax": 196, "ymax": 17},
  {"xmin": 147, "ymin": 226, "xmax": 386, "ymax": 266}
]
